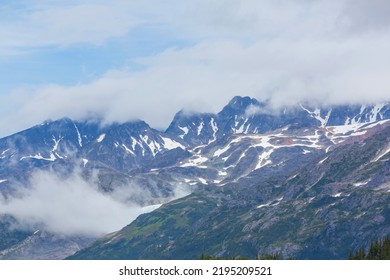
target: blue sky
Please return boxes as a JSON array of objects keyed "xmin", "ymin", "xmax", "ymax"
[
  {"xmin": 0, "ymin": 26, "xmax": 188, "ymax": 93},
  {"xmin": 1, "ymin": 0, "xmax": 390, "ymax": 136},
  {"xmin": 0, "ymin": 1, "xmax": 191, "ymax": 92}
]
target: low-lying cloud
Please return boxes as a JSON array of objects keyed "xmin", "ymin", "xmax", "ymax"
[{"xmin": 0, "ymin": 170, "xmax": 188, "ymax": 237}]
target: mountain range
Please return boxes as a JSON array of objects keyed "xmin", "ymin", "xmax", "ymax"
[{"xmin": 0, "ymin": 96, "xmax": 390, "ymax": 259}]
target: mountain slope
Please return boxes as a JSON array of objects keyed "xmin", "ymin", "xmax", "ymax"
[
  {"xmin": 69, "ymin": 121, "xmax": 390, "ymax": 260},
  {"xmin": 0, "ymin": 230, "xmax": 94, "ymax": 260},
  {"xmin": 1, "ymin": 96, "xmax": 390, "ymax": 260}
]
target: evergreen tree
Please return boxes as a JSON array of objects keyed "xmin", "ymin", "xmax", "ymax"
[{"xmin": 349, "ymin": 236, "xmax": 390, "ymax": 260}]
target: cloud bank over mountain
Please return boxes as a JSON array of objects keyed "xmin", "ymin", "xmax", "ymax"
[
  {"xmin": 1, "ymin": 0, "xmax": 390, "ymax": 136},
  {"xmin": 0, "ymin": 170, "xmax": 163, "ymax": 236}
]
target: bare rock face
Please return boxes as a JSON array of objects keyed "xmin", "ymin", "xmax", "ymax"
[{"xmin": 0, "ymin": 230, "xmax": 95, "ymax": 260}]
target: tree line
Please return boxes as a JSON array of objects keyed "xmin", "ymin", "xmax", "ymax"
[{"xmin": 349, "ymin": 236, "xmax": 390, "ymax": 260}]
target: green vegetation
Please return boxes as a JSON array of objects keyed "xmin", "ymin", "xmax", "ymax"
[
  {"xmin": 349, "ymin": 237, "xmax": 390, "ymax": 260},
  {"xmin": 199, "ymin": 252, "xmax": 284, "ymax": 260},
  {"xmin": 199, "ymin": 254, "xmax": 250, "ymax": 260}
]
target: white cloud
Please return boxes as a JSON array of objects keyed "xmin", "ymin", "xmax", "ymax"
[
  {"xmin": 245, "ymin": 104, "xmax": 264, "ymax": 117},
  {"xmin": 0, "ymin": 0, "xmax": 144, "ymax": 50},
  {"xmin": 340, "ymin": 0, "xmax": 390, "ymax": 34},
  {"xmin": 0, "ymin": 170, "xmax": 166, "ymax": 237},
  {"xmin": 1, "ymin": 0, "xmax": 390, "ymax": 136},
  {"xmin": 2, "ymin": 34, "xmax": 390, "ymax": 136}
]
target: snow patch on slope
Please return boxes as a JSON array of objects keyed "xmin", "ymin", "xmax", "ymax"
[
  {"xmin": 197, "ymin": 122, "xmax": 204, "ymax": 136},
  {"xmin": 317, "ymin": 157, "xmax": 329, "ymax": 165},
  {"xmin": 369, "ymin": 103, "xmax": 386, "ymax": 122},
  {"xmin": 178, "ymin": 126, "xmax": 189, "ymax": 139},
  {"xmin": 213, "ymin": 144, "xmax": 231, "ymax": 157},
  {"xmin": 180, "ymin": 156, "xmax": 208, "ymax": 168},
  {"xmin": 20, "ymin": 153, "xmax": 56, "ymax": 161},
  {"xmin": 198, "ymin": 178, "xmax": 207, "ymax": 184},
  {"xmin": 73, "ymin": 122, "xmax": 83, "ymax": 147},
  {"xmin": 97, "ymin": 134, "xmax": 106, "ymax": 143},
  {"xmin": 255, "ymin": 149, "xmax": 273, "ymax": 170},
  {"xmin": 209, "ymin": 118, "xmax": 218, "ymax": 143},
  {"xmin": 372, "ymin": 143, "xmax": 390, "ymax": 162},
  {"xmin": 300, "ymin": 105, "xmax": 331, "ymax": 127},
  {"xmin": 51, "ymin": 136, "xmax": 62, "ymax": 153},
  {"xmin": 122, "ymin": 144, "xmax": 135, "ymax": 156},
  {"xmin": 162, "ymin": 137, "xmax": 185, "ymax": 150}
]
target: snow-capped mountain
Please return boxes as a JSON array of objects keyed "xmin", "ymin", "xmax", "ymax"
[
  {"xmin": 1, "ymin": 96, "xmax": 388, "ymax": 176},
  {"xmin": 0, "ymin": 118, "xmax": 186, "ymax": 168},
  {"xmin": 1, "ymin": 95, "xmax": 390, "ymax": 259},
  {"xmin": 166, "ymin": 111, "xmax": 219, "ymax": 146},
  {"xmin": 82, "ymin": 120, "xmax": 187, "ymax": 172},
  {"xmin": 1, "ymin": 95, "xmax": 389, "ymax": 199},
  {"xmin": 166, "ymin": 96, "xmax": 390, "ymax": 147},
  {"xmin": 0, "ymin": 118, "xmax": 188, "ymax": 189}
]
